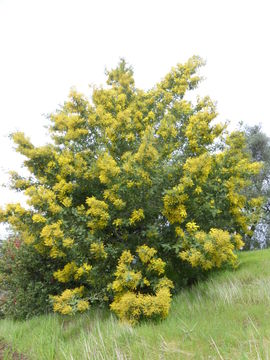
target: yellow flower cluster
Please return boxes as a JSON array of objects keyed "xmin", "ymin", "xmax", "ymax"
[
  {"xmin": 232, "ymin": 233, "xmax": 245, "ymax": 249},
  {"xmin": 74, "ymin": 263, "xmax": 92, "ymax": 280},
  {"xmin": 110, "ymin": 246, "xmax": 172, "ymax": 324},
  {"xmin": 157, "ymin": 117, "xmax": 177, "ymax": 140},
  {"xmin": 133, "ymin": 128, "xmax": 159, "ymax": 165},
  {"xmin": 53, "ymin": 262, "xmax": 78, "ymax": 283},
  {"xmin": 136, "ymin": 245, "xmax": 165, "ymax": 275},
  {"xmin": 249, "ymin": 197, "xmax": 264, "ymax": 208},
  {"xmin": 86, "ymin": 196, "xmax": 110, "ymax": 231},
  {"xmin": 113, "ymin": 218, "xmax": 123, "ymax": 227},
  {"xmin": 53, "ymin": 179, "xmax": 73, "ymax": 201},
  {"xmin": 21, "ymin": 231, "xmax": 35, "ymax": 245},
  {"xmin": 90, "ymin": 242, "xmax": 107, "ymax": 260},
  {"xmin": 148, "ymin": 258, "xmax": 166, "ymax": 275},
  {"xmin": 103, "ymin": 187, "xmax": 126, "ymax": 210},
  {"xmin": 163, "ymin": 192, "xmax": 187, "ymax": 224},
  {"xmin": 137, "ymin": 245, "xmax": 157, "ymax": 263},
  {"xmin": 0, "ymin": 204, "xmax": 29, "ymax": 232},
  {"xmin": 51, "ymin": 286, "xmax": 89, "ymax": 315},
  {"xmin": 110, "ymin": 279, "xmax": 173, "ymax": 325},
  {"xmin": 11, "ymin": 131, "xmax": 34, "ymax": 157},
  {"xmin": 32, "ymin": 213, "xmax": 46, "ymax": 223},
  {"xmin": 54, "ymin": 261, "xmax": 92, "ymax": 282},
  {"xmin": 129, "ymin": 209, "xmax": 145, "ymax": 225},
  {"xmin": 62, "ymin": 237, "xmax": 74, "ymax": 248},
  {"xmin": 175, "ymin": 227, "xmax": 185, "ymax": 238},
  {"xmin": 185, "ymin": 110, "xmax": 218, "ymax": 153},
  {"xmin": 97, "ymin": 152, "xmax": 121, "ymax": 184},
  {"xmin": 111, "ymin": 246, "xmax": 167, "ymax": 294},
  {"xmin": 49, "ymin": 247, "xmax": 66, "ymax": 259},
  {"xmin": 9, "ymin": 171, "xmax": 31, "ymax": 191},
  {"xmin": 183, "ymin": 154, "xmax": 212, "ymax": 183},
  {"xmin": 53, "ymin": 110, "xmax": 88, "ymax": 142},
  {"xmin": 186, "ymin": 221, "xmax": 199, "ymax": 233},
  {"xmin": 179, "ymin": 228, "xmax": 244, "ymax": 270},
  {"xmin": 77, "ymin": 300, "xmax": 90, "ymax": 312},
  {"xmin": 40, "ymin": 221, "xmax": 64, "ymax": 247},
  {"xmin": 111, "ymin": 250, "xmax": 142, "ymax": 293},
  {"xmin": 56, "ymin": 151, "xmax": 74, "ymax": 177},
  {"xmin": 25, "ymin": 186, "xmax": 62, "ymax": 214}
]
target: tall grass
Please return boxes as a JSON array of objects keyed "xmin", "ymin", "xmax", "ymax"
[{"xmin": 0, "ymin": 249, "xmax": 270, "ymax": 359}]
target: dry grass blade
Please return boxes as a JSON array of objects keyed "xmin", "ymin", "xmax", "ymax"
[{"xmin": 210, "ymin": 336, "xmax": 224, "ymax": 360}]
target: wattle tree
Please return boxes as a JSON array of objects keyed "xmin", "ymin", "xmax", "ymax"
[{"xmin": 0, "ymin": 57, "xmax": 262, "ymax": 323}]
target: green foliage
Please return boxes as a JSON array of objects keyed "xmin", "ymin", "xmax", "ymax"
[
  {"xmin": 0, "ymin": 57, "xmax": 263, "ymax": 322},
  {"xmin": 0, "ymin": 235, "xmax": 61, "ymax": 319},
  {"xmin": 242, "ymin": 124, "xmax": 270, "ymax": 249}
]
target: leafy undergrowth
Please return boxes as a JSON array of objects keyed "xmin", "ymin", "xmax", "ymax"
[{"xmin": 0, "ymin": 249, "xmax": 270, "ymax": 360}]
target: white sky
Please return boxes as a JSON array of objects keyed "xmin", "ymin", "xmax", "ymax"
[{"xmin": 0, "ymin": 0, "xmax": 270, "ymax": 236}]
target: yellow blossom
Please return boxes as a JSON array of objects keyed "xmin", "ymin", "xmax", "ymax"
[
  {"xmin": 186, "ymin": 222, "xmax": 199, "ymax": 233},
  {"xmin": 86, "ymin": 196, "xmax": 110, "ymax": 231},
  {"xmin": 32, "ymin": 214, "xmax": 46, "ymax": 223},
  {"xmin": 62, "ymin": 237, "xmax": 74, "ymax": 248},
  {"xmin": 90, "ymin": 242, "xmax": 107, "ymax": 259},
  {"xmin": 130, "ymin": 209, "xmax": 145, "ymax": 225},
  {"xmin": 136, "ymin": 245, "xmax": 156, "ymax": 263},
  {"xmin": 77, "ymin": 300, "xmax": 89, "ymax": 312},
  {"xmin": 113, "ymin": 218, "xmax": 123, "ymax": 227}
]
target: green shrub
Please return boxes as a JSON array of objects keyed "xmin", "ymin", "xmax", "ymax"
[{"xmin": 0, "ymin": 235, "xmax": 61, "ymax": 319}]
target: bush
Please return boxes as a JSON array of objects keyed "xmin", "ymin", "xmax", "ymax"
[
  {"xmin": 0, "ymin": 235, "xmax": 61, "ymax": 319},
  {"xmin": 0, "ymin": 57, "xmax": 262, "ymax": 323},
  {"xmin": 109, "ymin": 246, "xmax": 174, "ymax": 324}
]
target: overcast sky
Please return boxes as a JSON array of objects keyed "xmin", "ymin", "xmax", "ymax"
[{"xmin": 0, "ymin": 0, "xmax": 270, "ymax": 235}]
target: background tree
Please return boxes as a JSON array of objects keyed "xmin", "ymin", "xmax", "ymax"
[
  {"xmin": 243, "ymin": 124, "xmax": 270, "ymax": 249},
  {"xmin": 0, "ymin": 57, "xmax": 262, "ymax": 323}
]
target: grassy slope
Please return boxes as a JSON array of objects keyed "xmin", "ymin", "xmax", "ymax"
[{"xmin": 0, "ymin": 249, "xmax": 270, "ymax": 360}]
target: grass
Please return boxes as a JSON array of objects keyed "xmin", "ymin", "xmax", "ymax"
[{"xmin": 0, "ymin": 249, "xmax": 270, "ymax": 359}]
